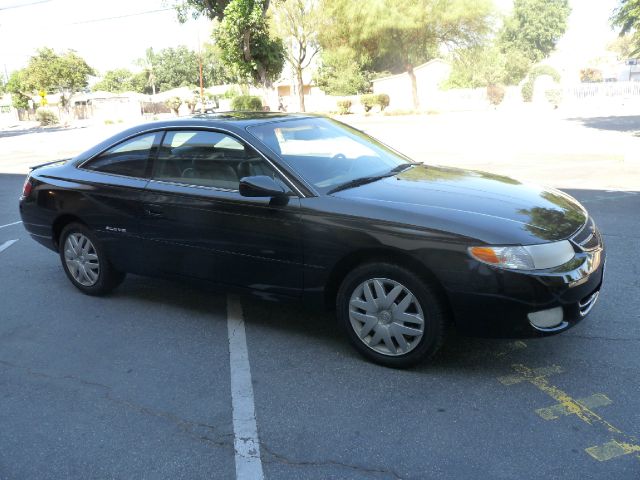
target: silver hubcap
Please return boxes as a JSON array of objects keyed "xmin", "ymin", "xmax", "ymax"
[
  {"xmin": 64, "ymin": 233, "xmax": 100, "ymax": 287},
  {"xmin": 349, "ymin": 278, "xmax": 425, "ymax": 356}
]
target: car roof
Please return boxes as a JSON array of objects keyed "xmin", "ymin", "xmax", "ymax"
[{"xmin": 150, "ymin": 112, "xmax": 318, "ymax": 129}]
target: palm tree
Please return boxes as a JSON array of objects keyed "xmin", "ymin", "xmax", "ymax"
[{"xmin": 136, "ymin": 47, "xmax": 157, "ymax": 95}]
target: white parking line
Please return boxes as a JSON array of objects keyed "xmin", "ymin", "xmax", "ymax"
[
  {"xmin": 0, "ymin": 221, "xmax": 22, "ymax": 229},
  {"xmin": 226, "ymin": 295, "xmax": 264, "ymax": 480},
  {"xmin": 0, "ymin": 239, "xmax": 19, "ymax": 254}
]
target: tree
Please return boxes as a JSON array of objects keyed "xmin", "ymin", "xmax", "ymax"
[
  {"xmin": 214, "ymin": 0, "xmax": 285, "ymax": 88},
  {"xmin": 5, "ymin": 70, "xmax": 31, "ymax": 109},
  {"xmin": 154, "ymin": 46, "xmax": 201, "ymax": 91},
  {"xmin": 317, "ymin": 0, "xmax": 493, "ymax": 109},
  {"xmin": 93, "ymin": 68, "xmax": 146, "ymax": 93},
  {"xmin": 608, "ymin": 34, "xmax": 636, "ymax": 60},
  {"xmin": 611, "ymin": 1, "xmax": 640, "ymax": 56},
  {"xmin": 22, "ymin": 48, "xmax": 94, "ymax": 107},
  {"xmin": 176, "ymin": 0, "xmax": 284, "ymax": 90},
  {"xmin": 273, "ymin": 0, "xmax": 320, "ymax": 111},
  {"xmin": 201, "ymin": 43, "xmax": 234, "ymax": 86},
  {"xmin": 135, "ymin": 47, "xmax": 158, "ymax": 95},
  {"xmin": 500, "ymin": 0, "xmax": 571, "ymax": 64},
  {"xmin": 313, "ymin": 46, "xmax": 370, "ymax": 95}
]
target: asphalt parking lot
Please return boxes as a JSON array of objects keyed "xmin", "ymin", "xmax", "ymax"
[{"xmin": 0, "ymin": 172, "xmax": 639, "ymax": 479}]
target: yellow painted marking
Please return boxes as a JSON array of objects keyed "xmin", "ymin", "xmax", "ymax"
[
  {"xmin": 494, "ymin": 340, "xmax": 527, "ymax": 358},
  {"xmin": 536, "ymin": 393, "xmax": 612, "ymax": 421},
  {"xmin": 502, "ymin": 364, "xmax": 640, "ymax": 462},
  {"xmin": 586, "ymin": 440, "xmax": 640, "ymax": 462},
  {"xmin": 497, "ymin": 365, "xmax": 563, "ymax": 386},
  {"xmin": 509, "ymin": 364, "xmax": 621, "ymax": 433}
]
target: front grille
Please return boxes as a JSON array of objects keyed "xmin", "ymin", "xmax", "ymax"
[
  {"xmin": 571, "ymin": 217, "xmax": 601, "ymax": 251},
  {"xmin": 579, "ymin": 290, "xmax": 600, "ymax": 317}
]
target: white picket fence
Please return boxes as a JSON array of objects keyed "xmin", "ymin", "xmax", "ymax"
[{"xmin": 564, "ymin": 81, "xmax": 640, "ymax": 100}]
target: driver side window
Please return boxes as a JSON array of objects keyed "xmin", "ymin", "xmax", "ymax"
[{"xmin": 152, "ymin": 130, "xmax": 277, "ymax": 190}]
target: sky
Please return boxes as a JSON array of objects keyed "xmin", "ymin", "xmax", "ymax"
[
  {"xmin": 0, "ymin": 0, "xmax": 213, "ymax": 76},
  {"xmin": 0, "ymin": 0, "xmax": 624, "ymax": 80}
]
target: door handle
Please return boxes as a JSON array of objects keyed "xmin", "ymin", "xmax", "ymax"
[{"xmin": 144, "ymin": 205, "xmax": 165, "ymax": 218}]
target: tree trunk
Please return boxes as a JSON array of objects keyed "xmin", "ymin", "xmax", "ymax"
[
  {"xmin": 407, "ymin": 64, "xmax": 419, "ymax": 110},
  {"xmin": 296, "ymin": 66, "xmax": 305, "ymax": 112}
]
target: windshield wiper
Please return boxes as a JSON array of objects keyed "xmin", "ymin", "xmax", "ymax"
[{"xmin": 327, "ymin": 163, "xmax": 415, "ymax": 195}]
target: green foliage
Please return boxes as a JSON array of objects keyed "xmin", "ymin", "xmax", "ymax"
[
  {"xmin": 317, "ymin": 0, "xmax": 493, "ymax": 107},
  {"xmin": 486, "ymin": 84, "xmax": 505, "ymax": 105},
  {"xmin": 376, "ymin": 93, "xmax": 390, "ymax": 110},
  {"xmin": 154, "ymin": 46, "xmax": 200, "ymax": 92},
  {"xmin": 23, "ymin": 48, "xmax": 94, "ymax": 95},
  {"xmin": 314, "ymin": 46, "xmax": 370, "ymax": 95},
  {"xmin": 500, "ymin": 0, "xmax": 571, "ymax": 64},
  {"xmin": 529, "ymin": 65, "xmax": 561, "ymax": 83},
  {"xmin": 521, "ymin": 65, "xmax": 560, "ymax": 102},
  {"xmin": 93, "ymin": 69, "xmax": 146, "ymax": 93},
  {"xmin": 336, "ymin": 99, "xmax": 352, "ymax": 114},
  {"xmin": 360, "ymin": 94, "xmax": 376, "ymax": 112},
  {"xmin": 165, "ymin": 97, "xmax": 183, "ymax": 115},
  {"xmin": 214, "ymin": 0, "xmax": 285, "ymax": 87},
  {"xmin": 6, "ymin": 70, "xmax": 31, "ymax": 109},
  {"xmin": 231, "ymin": 95, "xmax": 263, "ymax": 110},
  {"xmin": 580, "ymin": 68, "xmax": 603, "ymax": 83},
  {"xmin": 521, "ymin": 78, "xmax": 534, "ymax": 102},
  {"xmin": 175, "ymin": 0, "xmax": 232, "ymax": 22},
  {"xmin": 222, "ymin": 86, "xmax": 242, "ymax": 99},
  {"xmin": 273, "ymin": 0, "xmax": 320, "ymax": 111},
  {"xmin": 35, "ymin": 108, "xmax": 58, "ymax": 126},
  {"xmin": 607, "ymin": 34, "xmax": 636, "ymax": 60},
  {"xmin": 135, "ymin": 47, "xmax": 158, "ymax": 94},
  {"xmin": 611, "ymin": 0, "xmax": 640, "ymax": 54}
]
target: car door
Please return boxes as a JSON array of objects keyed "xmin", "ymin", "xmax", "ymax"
[
  {"xmin": 74, "ymin": 131, "xmax": 162, "ymax": 275},
  {"xmin": 139, "ymin": 128, "xmax": 303, "ymax": 298}
]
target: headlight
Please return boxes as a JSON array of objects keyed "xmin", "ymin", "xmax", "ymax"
[{"xmin": 468, "ymin": 240, "xmax": 575, "ymax": 270}]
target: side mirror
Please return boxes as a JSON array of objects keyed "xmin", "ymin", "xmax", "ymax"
[{"xmin": 239, "ymin": 175, "xmax": 289, "ymax": 198}]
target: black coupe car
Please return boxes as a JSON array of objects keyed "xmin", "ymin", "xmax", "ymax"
[{"xmin": 19, "ymin": 113, "xmax": 605, "ymax": 367}]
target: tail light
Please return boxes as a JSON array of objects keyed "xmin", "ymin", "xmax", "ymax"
[{"xmin": 22, "ymin": 176, "xmax": 33, "ymax": 198}]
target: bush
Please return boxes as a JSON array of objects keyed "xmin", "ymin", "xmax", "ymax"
[
  {"xmin": 529, "ymin": 65, "xmax": 561, "ymax": 83},
  {"xmin": 486, "ymin": 84, "xmax": 505, "ymax": 106},
  {"xmin": 231, "ymin": 95, "xmax": 263, "ymax": 111},
  {"xmin": 521, "ymin": 79, "xmax": 534, "ymax": 102},
  {"xmin": 337, "ymin": 99, "xmax": 352, "ymax": 114},
  {"xmin": 35, "ymin": 108, "xmax": 58, "ymax": 126},
  {"xmin": 165, "ymin": 97, "xmax": 182, "ymax": 115},
  {"xmin": 375, "ymin": 93, "xmax": 390, "ymax": 111},
  {"xmin": 545, "ymin": 88, "xmax": 562, "ymax": 107},
  {"xmin": 360, "ymin": 94, "xmax": 376, "ymax": 112}
]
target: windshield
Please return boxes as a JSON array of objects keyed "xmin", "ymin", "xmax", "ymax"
[{"xmin": 247, "ymin": 117, "xmax": 413, "ymax": 193}]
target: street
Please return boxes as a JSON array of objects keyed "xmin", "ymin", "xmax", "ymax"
[{"xmin": 0, "ymin": 168, "xmax": 639, "ymax": 478}]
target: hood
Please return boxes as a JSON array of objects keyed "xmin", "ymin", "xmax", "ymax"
[{"xmin": 332, "ymin": 165, "xmax": 587, "ymax": 245}]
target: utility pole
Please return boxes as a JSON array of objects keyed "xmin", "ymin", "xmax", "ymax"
[{"xmin": 198, "ymin": 34, "xmax": 204, "ymax": 114}]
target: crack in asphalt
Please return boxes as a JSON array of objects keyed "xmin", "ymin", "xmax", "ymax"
[
  {"xmin": 563, "ymin": 334, "xmax": 640, "ymax": 342},
  {"xmin": 259, "ymin": 442, "xmax": 405, "ymax": 479}
]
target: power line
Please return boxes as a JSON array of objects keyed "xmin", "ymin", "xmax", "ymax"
[
  {"xmin": 70, "ymin": 7, "xmax": 175, "ymax": 25},
  {"xmin": 0, "ymin": 0, "xmax": 51, "ymax": 11}
]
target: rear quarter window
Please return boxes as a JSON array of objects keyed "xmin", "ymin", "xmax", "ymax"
[{"xmin": 83, "ymin": 132, "xmax": 159, "ymax": 178}]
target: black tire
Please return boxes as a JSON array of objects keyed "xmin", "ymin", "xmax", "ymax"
[
  {"xmin": 58, "ymin": 222, "xmax": 126, "ymax": 296},
  {"xmin": 336, "ymin": 262, "xmax": 447, "ymax": 368}
]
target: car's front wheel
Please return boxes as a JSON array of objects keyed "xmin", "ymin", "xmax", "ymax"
[
  {"xmin": 337, "ymin": 262, "xmax": 447, "ymax": 368},
  {"xmin": 59, "ymin": 223, "xmax": 125, "ymax": 296}
]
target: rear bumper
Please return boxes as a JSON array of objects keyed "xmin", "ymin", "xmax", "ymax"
[{"xmin": 445, "ymin": 248, "xmax": 605, "ymax": 338}]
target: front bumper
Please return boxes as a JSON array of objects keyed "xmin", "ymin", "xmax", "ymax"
[{"xmin": 446, "ymin": 247, "xmax": 605, "ymax": 338}]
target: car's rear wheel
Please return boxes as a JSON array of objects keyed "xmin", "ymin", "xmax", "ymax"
[
  {"xmin": 337, "ymin": 262, "xmax": 447, "ymax": 368},
  {"xmin": 59, "ymin": 223, "xmax": 125, "ymax": 295}
]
